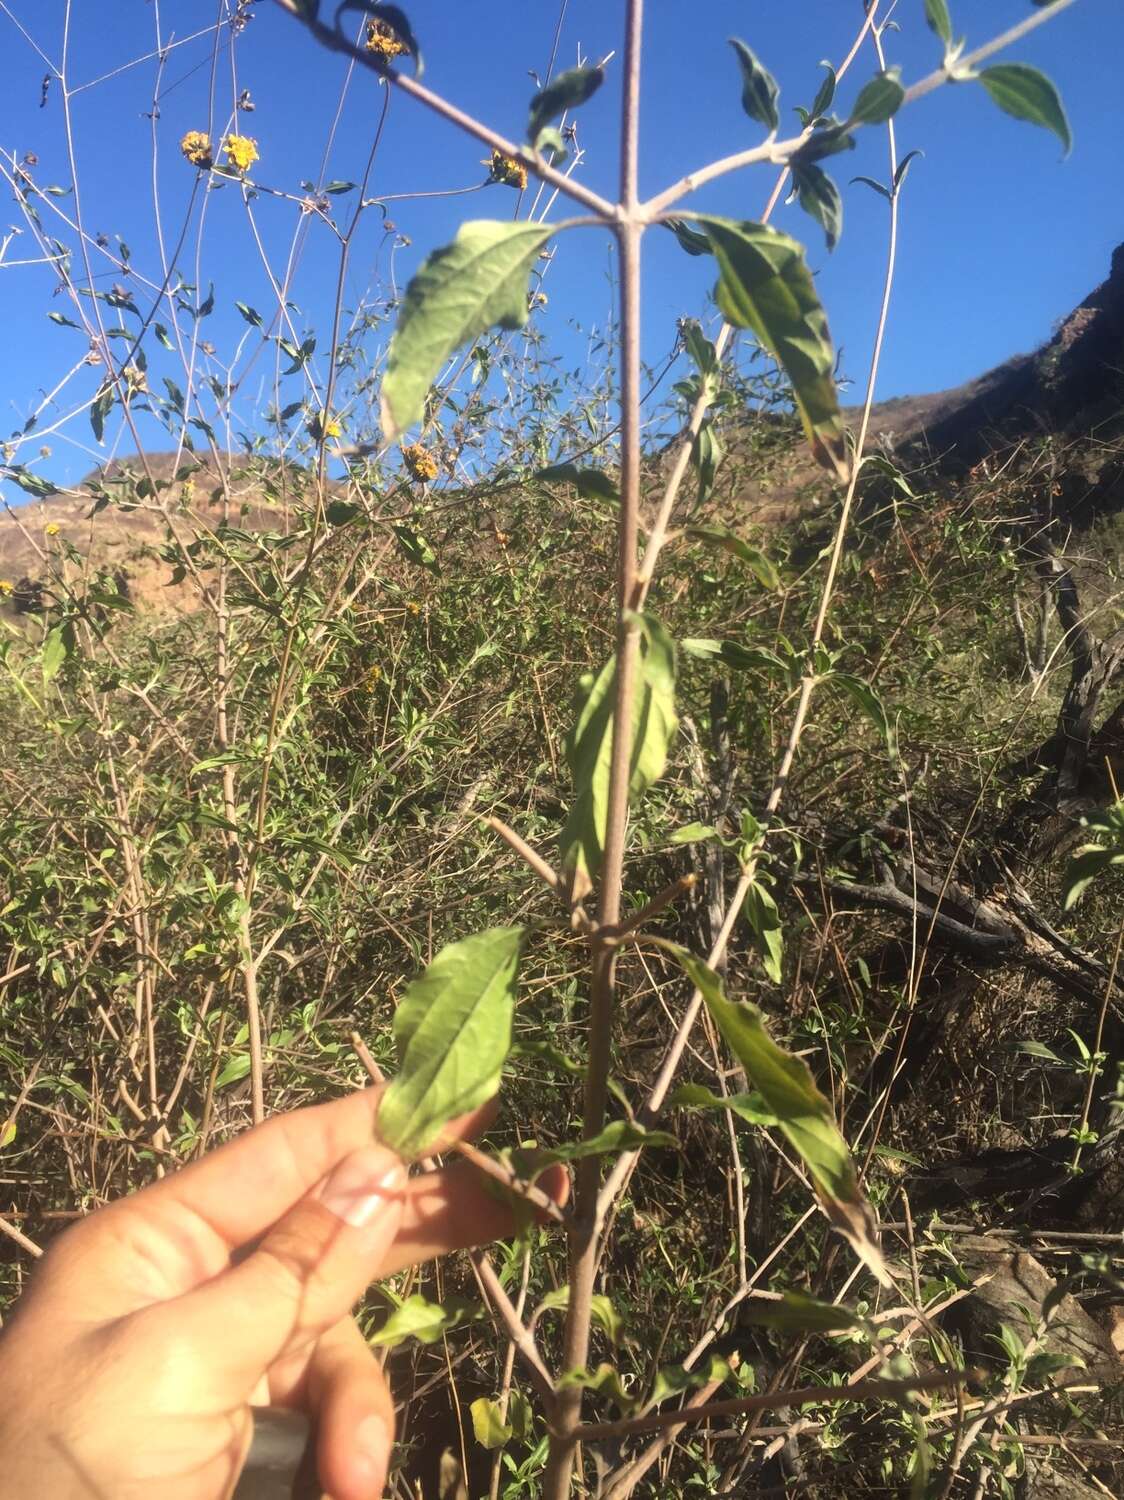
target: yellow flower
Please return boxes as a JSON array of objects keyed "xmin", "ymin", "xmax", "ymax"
[
  {"xmin": 365, "ymin": 19, "xmax": 409, "ymax": 59},
  {"xmin": 180, "ymin": 131, "xmax": 213, "ymax": 169},
  {"xmin": 224, "ymin": 134, "xmax": 259, "ymax": 173},
  {"xmin": 401, "ymin": 442, "xmax": 438, "ymax": 482},
  {"xmin": 406, "ymin": 601, "xmax": 421, "ymax": 616},
  {"xmin": 309, "ymin": 411, "xmax": 341, "ymax": 442},
  {"xmin": 530, "ymin": 291, "xmax": 548, "ymax": 310},
  {"xmin": 0, "ymin": 580, "xmax": 12, "ymax": 597},
  {"xmin": 487, "ymin": 150, "xmax": 528, "ymax": 191},
  {"xmin": 364, "ymin": 664, "xmax": 383, "ymax": 689},
  {"xmin": 44, "ymin": 522, "xmax": 60, "ymax": 536}
]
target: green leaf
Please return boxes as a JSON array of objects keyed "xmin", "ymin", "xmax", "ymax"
[
  {"xmin": 542, "ymin": 1288, "xmax": 625, "ymax": 1346},
  {"xmin": 668, "ymin": 821, "xmax": 719, "ymax": 845},
  {"xmin": 370, "ymin": 1293, "xmax": 478, "ymax": 1348},
  {"xmin": 790, "ymin": 163, "xmax": 842, "ymax": 251},
  {"xmin": 736, "ymin": 1290, "xmax": 866, "ymax": 1333},
  {"xmin": 391, "ymin": 523, "xmax": 438, "ymax": 571},
  {"xmin": 380, "ymin": 220, "xmax": 555, "ymax": 440},
  {"xmin": 41, "ymin": 625, "xmax": 70, "ymax": 685},
  {"xmin": 729, "ymin": 39, "xmax": 780, "ymax": 133},
  {"xmin": 664, "ymin": 219, "xmax": 712, "ymax": 257},
  {"xmin": 470, "ymin": 1397, "xmax": 513, "ymax": 1450},
  {"xmin": 325, "ymin": 499, "xmax": 361, "ymax": 527},
  {"xmin": 154, "ymin": 322, "xmax": 173, "ymax": 350},
  {"xmin": 557, "ymin": 1362, "xmax": 636, "ymax": 1413},
  {"xmin": 659, "ymin": 945, "xmax": 888, "ymax": 1285},
  {"xmin": 810, "ymin": 62, "xmax": 836, "ymax": 120},
  {"xmin": 322, "ymin": 180, "xmax": 357, "ymax": 195},
  {"xmin": 528, "ymin": 65, "xmax": 604, "ymax": 149},
  {"xmin": 743, "ymin": 880, "xmax": 784, "ymax": 983},
  {"xmin": 560, "ymin": 613, "xmax": 678, "ymax": 901},
  {"xmin": 851, "ymin": 174, "xmax": 891, "ymax": 202},
  {"xmin": 649, "ymin": 1353, "xmax": 733, "ymax": 1408},
  {"xmin": 235, "ymin": 301, "xmax": 263, "ymax": 327},
  {"xmin": 535, "ymin": 461, "xmax": 618, "ymax": 502},
  {"xmin": 540, "ymin": 1119, "xmax": 676, "ymax": 1164},
  {"xmin": 47, "ymin": 310, "xmax": 79, "ymax": 329},
  {"xmin": 979, "ymin": 63, "xmax": 1072, "ymax": 155},
  {"xmin": 4, "ymin": 466, "xmax": 56, "ymax": 499},
  {"xmin": 377, "ymin": 927, "xmax": 525, "ymax": 1158},
  {"xmin": 692, "ymin": 216, "xmax": 850, "ymax": 481},
  {"xmin": 849, "ymin": 68, "xmax": 905, "ymax": 126},
  {"xmin": 1062, "ymin": 846, "xmax": 1121, "ymax": 909},
  {"xmin": 924, "ymin": 0, "xmax": 953, "ymax": 46},
  {"xmin": 669, "ymin": 1082, "xmax": 778, "ymax": 1128},
  {"xmin": 90, "ymin": 384, "xmax": 114, "ymax": 444},
  {"xmin": 831, "ymin": 672, "xmax": 897, "ymax": 756}
]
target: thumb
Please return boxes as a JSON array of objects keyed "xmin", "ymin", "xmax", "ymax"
[{"xmin": 150, "ymin": 1143, "xmax": 407, "ymax": 1397}]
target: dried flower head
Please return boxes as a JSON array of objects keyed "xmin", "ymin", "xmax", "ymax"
[
  {"xmin": 365, "ymin": 19, "xmax": 408, "ymax": 60},
  {"xmin": 402, "ymin": 443, "xmax": 438, "ymax": 483},
  {"xmin": 180, "ymin": 131, "xmax": 213, "ymax": 169},
  {"xmin": 122, "ymin": 364, "xmax": 147, "ymax": 396},
  {"xmin": 44, "ymin": 522, "xmax": 60, "ymax": 536},
  {"xmin": 487, "ymin": 150, "xmax": 528, "ymax": 191},
  {"xmin": 223, "ymin": 134, "xmax": 259, "ymax": 173}
]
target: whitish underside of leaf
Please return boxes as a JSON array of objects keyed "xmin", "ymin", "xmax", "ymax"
[
  {"xmin": 560, "ymin": 614, "xmax": 678, "ymax": 901},
  {"xmin": 692, "ymin": 216, "xmax": 850, "ymax": 481},
  {"xmin": 380, "ymin": 221, "xmax": 554, "ymax": 440},
  {"xmin": 664, "ymin": 944, "xmax": 889, "ymax": 1285},
  {"xmin": 377, "ymin": 926, "xmax": 525, "ymax": 1158}
]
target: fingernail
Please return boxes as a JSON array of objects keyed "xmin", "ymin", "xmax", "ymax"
[
  {"xmin": 354, "ymin": 1412, "xmax": 392, "ymax": 1489},
  {"xmin": 317, "ymin": 1148, "xmax": 405, "ymax": 1228}
]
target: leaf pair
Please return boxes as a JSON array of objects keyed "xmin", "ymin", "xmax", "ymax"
[{"xmin": 559, "ymin": 614, "xmax": 678, "ymax": 903}]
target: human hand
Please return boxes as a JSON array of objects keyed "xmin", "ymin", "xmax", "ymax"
[{"xmin": 0, "ymin": 1087, "xmax": 566, "ymax": 1499}]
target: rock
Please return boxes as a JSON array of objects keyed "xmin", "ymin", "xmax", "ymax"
[{"xmin": 945, "ymin": 1238, "xmax": 1120, "ymax": 1387}]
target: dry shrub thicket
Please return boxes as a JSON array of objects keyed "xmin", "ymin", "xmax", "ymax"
[{"xmin": 1, "ymin": 3, "xmax": 1122, "ymax": 1497}]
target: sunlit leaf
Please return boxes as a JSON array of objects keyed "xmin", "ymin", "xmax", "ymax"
[
  {"xmin": 979, "ymin": 63, "xmax": 1072, "ymax": 155},
  {"xmin": 41, "ymin": 625, "xmax": 70, "ymax": 685},
  {"xmin": 669, "ymin": 1082, "xmax": 778, "ymax": 1127},
  {"xmin": 736, "ymin": 1290, "xmax": 866, "ymax": 1333},
  {"xmin": 560, "ymin": 614, "xmax": 678, "ymax": 901},
  {"xmin": 692, "ymin": 216, "xmax": 850, "ymax": 481},
  {"xmin": 377, "ymin": 927, "xmax": 525, "ymax": 1158},
  {"xmin": 370, "ymin": 1293, "xmax": 478, "ymax": 1347},
  {"xmin": 659, "ymin": 945, "xmax": 889, "ymax": 1285},
  {"xmin": 380, "ymin": 220, "xmax": 555, "ymax": 439},
  {"xmin": 687, "ymin": 527, "xmax": 779, "ymax": 588},
  {"xmin": 470, "ymin": 1397, "xmax": 513, "ymax": 1450},
  {"xmin": 538, "ymin": 1119, "xmax": 675, "ymax": 1165},
  {"xmin": 729, "ymin": 38, "xmax": 780, "ymax": 133}
]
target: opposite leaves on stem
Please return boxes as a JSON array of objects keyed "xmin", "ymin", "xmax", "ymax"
[
  {"xmin": 560, "ymin": 614, "xmax": 678, "ymax": 903},
  {"xmin": 660, "ymin": 944, "xmax": 889, "ymax": 1286}
]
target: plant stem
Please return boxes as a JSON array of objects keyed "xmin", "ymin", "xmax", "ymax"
[{"xmin": 543, "ymin": 7, "xmax": 645, "ymax": 1492}]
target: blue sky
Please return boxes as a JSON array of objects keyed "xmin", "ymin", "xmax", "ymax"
[{"xmin": 0, "ymin": 0, "xmax": 1120, "ymax": 495}]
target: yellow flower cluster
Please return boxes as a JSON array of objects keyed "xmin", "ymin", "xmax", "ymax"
[
  {"xmin": 405, "ymin": 601, "xmax": 421, "ymax": 617},
  {"xmin": 365, "ymin": 19, "xmax": 408, "ymax": 59},
  {"xmin": 488, "ymin": 150, "xmax": 528, "ymax": 191},
  {"xmin": 44, "ymin": 522, "xmax": 60, "ymax": 537},
  {"xmin": 0, "ymin": 580, "xmax": 12, "ymax": 597},
  {"xmin": 401, "ymin": 443, "xmax": 438, "ymax": 482},
  {"xmin": 309, "ymin": 411, "xmax": 341, "ymax": 442},
  {"xmin": 364, "ymin": 664, "xmax": 383, "ymax": 689},
  {"xmin": 224, "ymin": 134, "xmax": 259, "ymax": 173},
  {"xmin": 180, "ymin": 131, "xmax": 213, "ymax": 169}
]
